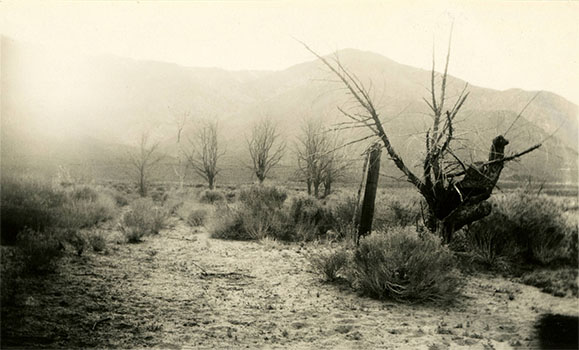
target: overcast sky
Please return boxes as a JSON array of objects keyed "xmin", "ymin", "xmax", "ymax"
[{"xmin": 2, "ymin": 0, "xmax": 578, "ymax": 104}]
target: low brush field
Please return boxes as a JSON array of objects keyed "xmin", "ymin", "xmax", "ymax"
[{"xmin": 1, "ymin": 178, "xmax": 577, "ymax": 349}]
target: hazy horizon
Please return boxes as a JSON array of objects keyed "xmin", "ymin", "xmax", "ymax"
[{"xmin": 2, "ymin": 0, "xmax": 578, "ymax": 105}]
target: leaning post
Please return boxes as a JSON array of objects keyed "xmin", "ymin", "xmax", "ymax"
[{"xmin": 357, "ymin": 143, "xmax": 382, "ymax": 244}]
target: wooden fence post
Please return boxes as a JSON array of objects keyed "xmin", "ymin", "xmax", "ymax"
[{"xmin": 357, "ymin": 144, "xmax": 381, "ymax": 244}]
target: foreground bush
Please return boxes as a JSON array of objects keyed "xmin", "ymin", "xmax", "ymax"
[
  {"xmin": 466, "ymin": 191, "xmax": 576, "ymax": 266},
  {"xmin": 1, "ymin": 178, "xmax": 118, "ymax": 244},
  {"xmin": 1, "ymin": 178, "xmax": 67, "ymax": 244},
  {"xmin": 120, "ymin": 198, "xmax": 168, "ymax": 243},
  {"xmin": 352, "ymin": 229, "xmax": 461, "ymax": 303}
]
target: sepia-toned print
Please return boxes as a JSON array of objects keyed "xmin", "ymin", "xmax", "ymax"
[{"xmin": 1, "ymin": 1, "xmax": 577, "ymax": 349}]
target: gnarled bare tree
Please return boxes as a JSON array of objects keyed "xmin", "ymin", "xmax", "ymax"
[
  {"xmin": 302, "ymin": 39, "xmax": 541, "ymax": 243},
  {"xmin": 247, "ymin": 118, "xmax": 285, "ymax": 183},
  {"xmin": 184, "ymin": 120, "xmax": 224, "ymax": 190},
  {"xmin": 128, "ymin": 131, "xmax": 164, "ymax": 197}
]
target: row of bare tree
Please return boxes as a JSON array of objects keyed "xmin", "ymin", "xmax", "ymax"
[{"xmin": 128, "ymin": 117, "xmax": 349, "ymax": 197}]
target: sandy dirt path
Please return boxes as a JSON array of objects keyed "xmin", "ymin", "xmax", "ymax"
[{"xmin": 2, "ymin": 218, "xmax": 577, "ymax": 349}]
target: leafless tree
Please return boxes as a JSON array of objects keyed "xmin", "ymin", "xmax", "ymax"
[
  {"xmin": 302, "ymin": 37, "xmax": 541, "ymax": 243},
  {"xmin": 296, "ymin": 118, "xmax": 327, "ymax": 197},
  {"xmin": 128, "ymin": 131, "xmax": 164, "ymax": 197},
  {"xmin": 247, "ymin": 118, "xmax": 285, "ymax": 183},
  {"xmin": 172, "ymin": 110, "xmax": 190, "ymax": 190},
  {"xmin": 321, "ymin": 132, "xmax": 350, "ymax": 197},
  {"xmin": 184, "ymin": 120, "xmax": 223, "ymax": 190}
]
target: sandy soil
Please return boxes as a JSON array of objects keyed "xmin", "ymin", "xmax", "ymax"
[{"xmin": 2, "ymin": 217, "xmax": 578, "ymax": 349}]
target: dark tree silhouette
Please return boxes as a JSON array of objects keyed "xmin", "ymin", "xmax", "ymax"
[
  {"xmin": 247, "ymin": 118, "xmax": 285, "ymax": 183},
  {"xmin": 184, "ymin": 120, "xmax": 223, "ymax": 190}
]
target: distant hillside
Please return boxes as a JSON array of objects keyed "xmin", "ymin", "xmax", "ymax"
[{"xmin": 2, "ymin": 37, "xmax": 577, "ymax": 184}]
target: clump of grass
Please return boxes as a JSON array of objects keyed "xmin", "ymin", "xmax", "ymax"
[
  {"xmin": 286, "ymin": 195, "xmax": 333, "ymax": 241},
  {"xmin": 210, "ymin": 204, "xmax": 249, "ymax": 240},
  {"xmin": 309, "ymin": 247, "xmax": 351, "ymax": 282},
  {"xmin": 520, "ymin": 268, "xmax": 578, "ymax": 297},
  {"xmin": 87, "ymin": 230, "xmax": 107, "ymax": 252},
  {"xmin": 210, "ymin": 186, "xmax": 290, "ymax": 240},
  {"xmin": 187, "ymin": 209, "xmax": 207, "ymax": 227},
  {"xmin": 373, "ymin": 195, "xmax": 421, "ymax": 230},
  {"xmin": 199, "ymin": 189, "xmax": 226, "ymax": 204},
  {"xmin": 352, "ymin": 229, "xmax": 461, "ymax": 303},
  {"xmin": 327, "ymin": 195, "xmax": 359, "ymax": 240},
  {"xmin": 100, "ymin": 187, "xmax": 129, "ymax": 207},
  {"xmin": 16, "ymin": 228, "xmax": 64, "ymax": 274},
  {"xmin": 120, "ymin": 198, "xmax": 168, "ymax": 243},
  {"xmin": 238, "ymin": 185, "xmax": 287, "ymax": 209},
  {"xmin": 55, "ymin": 193, "xmax": 116, "ymax": 230}
]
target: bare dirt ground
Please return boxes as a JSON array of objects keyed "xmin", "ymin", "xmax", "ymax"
[{"xmin": 2, "ymin": 217, "xmax": 578, "ymax": 349}]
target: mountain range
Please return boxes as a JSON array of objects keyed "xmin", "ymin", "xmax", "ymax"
[{"xmin": 1, "ymin": 36, "xmax": 577, "ymax": 184}]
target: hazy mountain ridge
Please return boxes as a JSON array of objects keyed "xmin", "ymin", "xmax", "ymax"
[{"xmin": 2, "ymin": 36, "xmax": 577, "ymax": 183}]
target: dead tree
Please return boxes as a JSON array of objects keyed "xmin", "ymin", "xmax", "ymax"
[
  {"xmin": 172, "ymin": 110, "xmax": 190, "ymax": 190},
  {"xmin": 321, "ymin": 132, "xmax": 350, "ymax": 197},
  {"xmin": 128, "ymin": 131, "xmax": 164, "ymax": 197},
  {"xmin": 247, "ymin": 118, "xmax": 285, "ymax": 183},
  {"xmin": 184, "ymin": 120, "xmax": 223, "ymax": 190},
  {"xmin": 302, "ymin": 39, "xmax": 542, "ymax": 243},
  {"xmin": 296, "ymin": 118, "xmax": 331, "ymax": 197}
]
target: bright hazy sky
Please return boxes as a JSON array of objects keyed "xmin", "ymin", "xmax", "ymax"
[{"xmin": 2, "ymin": 0, "xmax": 579, "ymax": 104}]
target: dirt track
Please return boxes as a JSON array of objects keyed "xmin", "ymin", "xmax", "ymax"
[{"xmin": 2, "ymin": 218, "xmax": 577, "ymax": 349}]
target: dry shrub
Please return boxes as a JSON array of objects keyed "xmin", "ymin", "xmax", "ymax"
[
  {"xmin": 210, "ymin": 186, "xmax": 290, "ymax": 240},
  {"xmin": 210, "ymin": 204, "xmax": 250, "ymax": 240},
  {"xmin": 199, "ymin": 189, "xmax": 225, "ymax": 204},
  {"xmin": 309, "ymin": 247, "xmax": 352, "ymax": 282},
  {"xmin": 87, "ymin": 230, "xmax": 107, "ymax": 252},
  {"xmin": 1, "ymin": 178, "xmax": 118, "ymax": 244},
  {"xmin": 373, "ymin": 195, "xmax": 421, "ymax": 230},
  {"xmin": 467, "ymin": 191, "xmax": 576, "ymax": 266},
  {"xmin": 187, "ymin": 209, "xmax": 207, "ymax": 227},
  {"xmin": 353, "ymin": 229, "xmax": 461, "ymax": 303},
  {"xmin": 1, "ymin": 178, "xmax": 67, "ymax": 244},
  {"xmin": 286, "ymin": 195, "xmax": 333, "ymax": 240},
  {"xmin": 328, "ymin": 195, "xmax": 359, "ymax": 240},
  {"xmin": 56, "ymin": 193, "xmax": 116, "ymax": 230},
  {"xmin": 521, "ymin": 268, "xmax": 578, "ymax": 297},
  {"xmin": 120, "ymin": 198, "xmax": 168, "ymax": 243},
  {"xmin": 238, "ymin": 185, "xmax": 287, "ymax": 209}
]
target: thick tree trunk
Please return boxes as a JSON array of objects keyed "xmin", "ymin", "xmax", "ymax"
[
  {"xmin": 306, "ymin": 179, "xmax": 312, "ymax": 195},
  {"xmin": 208, "ymin": 176, "xmax": 215, "ymax": 190},
  {"xmin": 357, "ymin": 146, "xmax": 381, "ymax": 243},
  {"xmin": 425, "ymin": 136, "xmax": 509, "ymax": 243}
]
